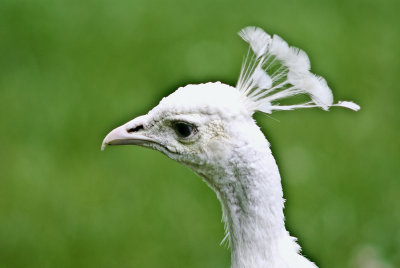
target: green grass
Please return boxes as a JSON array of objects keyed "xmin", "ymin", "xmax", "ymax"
[{"xmin": 1, "ymin": 0, "xmax": 399, "ymax": 267}]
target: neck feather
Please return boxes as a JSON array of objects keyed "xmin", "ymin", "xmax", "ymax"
[{"xmin": 198, "ymin": 126, "xmax": 316, "ymax": 268}]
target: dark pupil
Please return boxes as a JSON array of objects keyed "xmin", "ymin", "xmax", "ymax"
[{"xmin": 175, "ymin": 123, "xmax": 193, "ymax": 137}]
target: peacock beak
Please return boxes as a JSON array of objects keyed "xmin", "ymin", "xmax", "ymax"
[{"xmin": 101, "ymin": 115, "xmax": 151, "ymax": 151}]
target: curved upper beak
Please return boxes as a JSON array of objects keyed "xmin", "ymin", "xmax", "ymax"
[{"xmin": 101, "ymin": 115, "xmax": 151, "ymax": 151}]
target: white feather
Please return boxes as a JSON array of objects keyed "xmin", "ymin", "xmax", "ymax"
[
  {"xmin": 286, "ymin": 47, "xmax": 311, "ymax": 72},
  {"xmin": 236, "ymin": 26, "xmax": 359, "ymax": 114},
  {"xmin": 252, "ymin": 67, "xmax": 272, "ymax": 89},
  {"xmin": 290, "ymin": 73, "xmax": 333, "ymax": 110},
  {"xmin": 270, "ymin": 34, "xmax": 291, "ymax": 61},
  {"xmin": 239, "ymin": 27, "xmax": 271, "ymax": 57},
  {"xmin": 334, "ymin": 101, "xmax": 361, "ymax": 111}
]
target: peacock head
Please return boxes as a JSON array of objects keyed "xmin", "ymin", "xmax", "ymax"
[
  {"xmin": 102, "ymin": 26, "xmax": 359, "ymax": 179},
  {"xmin": 101, "ymin": 82, "xmax": 258, "ymax": 178}
]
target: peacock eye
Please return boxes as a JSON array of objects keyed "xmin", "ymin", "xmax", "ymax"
[{"xmin": 173, "ymin": 122, "xmax": 195, "ymax": 138}]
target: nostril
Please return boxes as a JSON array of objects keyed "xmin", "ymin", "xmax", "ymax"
[{"xmin": 127, "ymin": 125, "xmax": 144, "ymax": 133}]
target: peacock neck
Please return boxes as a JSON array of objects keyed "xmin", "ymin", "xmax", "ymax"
[
  {"xmin": 191, "ymin": 120, "xmax": 316, "ymax": 268},
  {"xmin": 221, "ymin": 142, "xmax": 288, "ymax": 268},
  {"xmin": 197, "ymin": 125, "xmax": 308, "ymax": 268}
]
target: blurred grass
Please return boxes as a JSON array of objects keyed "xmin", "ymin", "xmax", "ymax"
[{"xmin": 0, "ymin": 0, "xmax": 399, "ymax": 267}]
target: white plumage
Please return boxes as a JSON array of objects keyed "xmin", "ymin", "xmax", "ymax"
[
  {"xmin": 236, "ymin": 26, "xmax": 359, "ymax": 114},
  {"xmin": 102, "ymin": 27, "xmax": 359, "ymax": 268}
]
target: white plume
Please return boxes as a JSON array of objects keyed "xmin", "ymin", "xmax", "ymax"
[
  {"xmin": 238, "ymin": 26, "xmax": 271, "ymax": 57},
  {"xmin": 334, "ymin": 101, "xmax": 361, "ymax": 111},
  {"xmin": 236, "ymin": 26, "xmax": 360, "ymax": 114}
]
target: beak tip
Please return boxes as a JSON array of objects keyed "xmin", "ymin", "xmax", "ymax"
[
  {"xmin": 101, "ymin": 136, "xmax": 110, "ymax": 151},
  {"xmin": 101, "ymin": 128, "xmax": 117, "ymax": 151},
  {"xmin": 101, "ymin": 141, "xmax": 107, "ymax": 151},
  {"xmin": 101, "ymin": 118, "xmax": 149, "ymax": 151}
]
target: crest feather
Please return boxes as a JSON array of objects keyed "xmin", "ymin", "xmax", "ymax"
[
  {"xmin": 236, "ymin": 26, "xmax": 360, "ymax": 114},
  {"xmin": 238, "ymin": 26, "xmax": 271, "ymax": 57}
]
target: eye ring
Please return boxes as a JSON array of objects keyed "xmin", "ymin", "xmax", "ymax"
[{"xmin": 173, "ymin": 122, "xmax": 197, "ymax": 138}]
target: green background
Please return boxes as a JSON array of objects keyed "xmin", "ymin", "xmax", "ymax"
[{"xmin": 1, "ymin": 0, "xmax": 399, "ymax": 267}]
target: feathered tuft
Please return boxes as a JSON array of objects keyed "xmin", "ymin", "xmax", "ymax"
[
  {"xmin": 238, "ymin": 26, "xmax": 271, "ymax": 57},
  {"xmin": 236, "ymin": 26, "xmax": 360, "ymax": 114},
  {"xmin": 334, "ymin": 101, "xmax": 361, "ymax": 111}
]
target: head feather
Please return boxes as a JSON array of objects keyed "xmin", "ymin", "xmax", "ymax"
[{"xmin": 236, "ymin": 26, "xmax": 360, "ymax": 114}]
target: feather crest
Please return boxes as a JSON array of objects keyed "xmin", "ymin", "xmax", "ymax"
[
  {"xmin": 236, "ymin": 26, "xmax": 360, "ymax": 113},
  {"xmin": 238, "ymin": 26, "xmax": 271, "ymax": 57}
]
